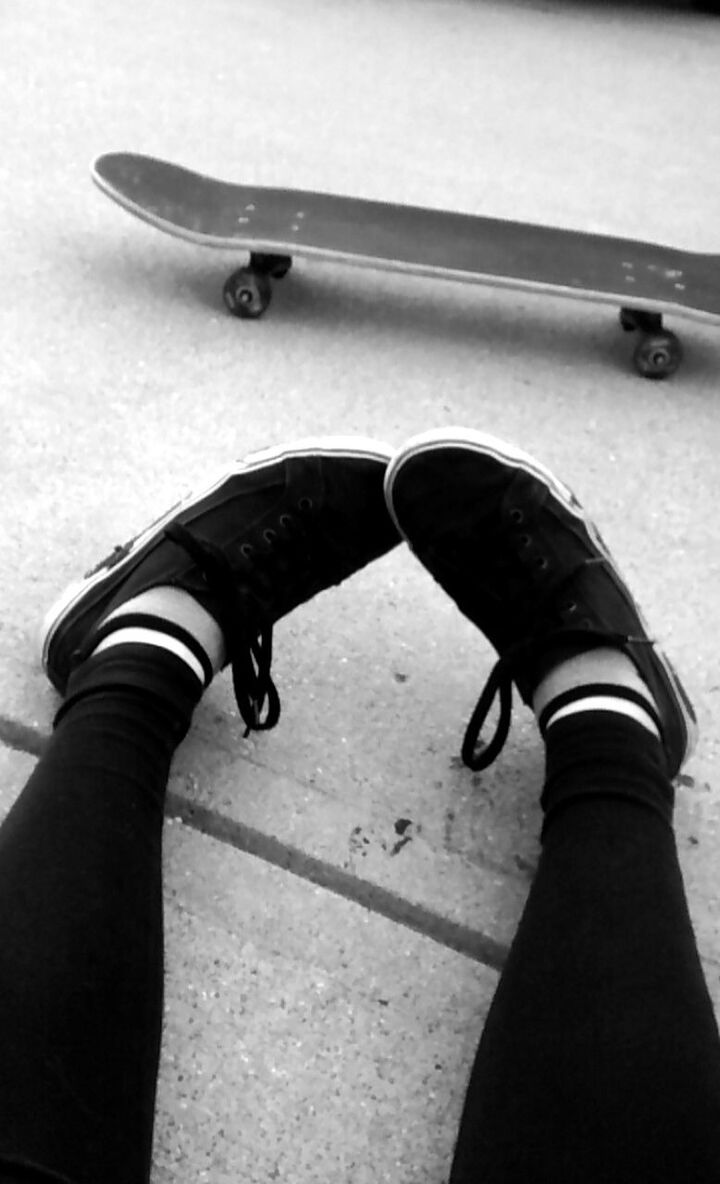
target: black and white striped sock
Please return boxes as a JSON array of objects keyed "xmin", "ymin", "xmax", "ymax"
[
  {"xmin": 88, "ymin": 612, "xmax": 215, "ymax": 690},
  {"xmin": 538, "ymin": 682, "xmax": 662, "ymax": 743},
  {"xmin": 538, "ymin": 683, "xmax": 673, "ymax": 835}
]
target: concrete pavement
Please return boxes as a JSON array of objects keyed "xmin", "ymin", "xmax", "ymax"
[{"xmin": 2, "ymin": 0, "xmax": 720, "ymax": 1178}]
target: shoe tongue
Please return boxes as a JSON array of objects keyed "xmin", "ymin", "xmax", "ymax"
[
  {"xmin": 225, "ymin": 466, "xmax": 291, "ymax": 538},
  {"xmin": 236, "ymin": 492, "xmax": 287, "ymax": 537}
]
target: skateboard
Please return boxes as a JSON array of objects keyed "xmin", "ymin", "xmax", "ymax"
[{"xmin": 91, "ymin": 152, "xmax": 720, "ymax": 379}]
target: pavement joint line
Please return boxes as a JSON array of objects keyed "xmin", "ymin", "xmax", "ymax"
[
  {"xmin": 0, "ymin": 714, "xmax": 509, "ymax": 972},
  {"xmin": 0, "ymin": 716, "xmax": 47, "ymax": 758}
]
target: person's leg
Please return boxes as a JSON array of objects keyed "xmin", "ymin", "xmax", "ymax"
[
  {"xmin": 384, "ymin": 428, "xmax": 720, "ymax": 1183},
  {"xmin": 0, "ymin": 644, "xmax": 207, "ymax": 1184},
  {"xmin": 447, "ymin": 670, "xmax": 720, "ymax": 1182},
  {"xmin": 0, "ymin": 437, "xmax": 398, "ymax": 1184}
]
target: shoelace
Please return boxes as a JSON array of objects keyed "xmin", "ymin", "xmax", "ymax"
[
  {"xmin": 460, "ymin": 626, "xmax": 641, "ymax": 771},
  {"xmin": 459, "ymin": 555, "xmax": 654, "ymax": 771},
  {"xmin": 165, "ymin": 522, "xmax": 282, "ymax": 734}
]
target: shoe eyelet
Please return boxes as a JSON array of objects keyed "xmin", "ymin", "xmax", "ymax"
[
  {"xmin": 263, "ymin": 528, "xmax": 278, "ymax": 544},
  {"xmin": 298, "ymin": 496, "xmax": 313, "ymax": 512},
  {"xmin": 240, "ymin": 542, "xmax": 255, "ymax": 558},
  {"xmin": 279, "ymin": 513, "xmax": 293, "ymax": 529},
  {"xmin": 565, "ymin": 602, "xmax": 578, "ymax": 615},
  {"xmin": 536, "ymin": 556, "xmax": 549, "ymax": 571},
  {"xmin": 509, "ymin": 507, "xmax": 524, "ymax": 525},
  {"xmin": 519, "ymin": 533, "xmax": 531, "ymax": 548}
]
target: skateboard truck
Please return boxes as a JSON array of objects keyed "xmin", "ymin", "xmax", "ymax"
[{"xmin": 618, "ymin": 308, "xmax": 683, "ymax": 379}]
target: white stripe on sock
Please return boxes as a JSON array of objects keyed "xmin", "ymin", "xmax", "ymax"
[
  {"xmin": 91, "ymin": 626, "xmax": 206, "ymax": 686},
  {"xmin": 545, "ymin": 695, "xmax": 661, "ymax": 740}
]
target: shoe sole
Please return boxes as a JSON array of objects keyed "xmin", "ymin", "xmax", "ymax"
[
  {"xmin": 39, "ymin": 435, "xmax": 394, "ymax": 679},
  {"xmin": 385, "ymin": 426, "xmax": 698, "ymax": 764}
]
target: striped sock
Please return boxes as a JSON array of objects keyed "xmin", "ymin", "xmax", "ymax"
[
  {"xmin": 88, "ymin": 612, "xmax": 215, "ymax": 690},
  {"xmin": 538, "ymin": 686, "xmax": 673, "ymax": 835},
  {"xmin": 538, "ymin": 682, "xmax": 663, "ymax": 743}
]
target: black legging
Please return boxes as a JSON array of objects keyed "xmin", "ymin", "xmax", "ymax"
[
  {"xmin": 0, "ymin": 650, "xmax": 189, "ymax": 1184},
  {"xmin": 450, "ymin": 715, "xmax": 720, "ymax": 1182},
  {"xmin": 0, "ymin": 654, "xmax": 718, "ymax": 1184}
]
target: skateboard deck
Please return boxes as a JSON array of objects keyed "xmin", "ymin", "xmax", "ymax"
[{"xmin": 92, "ymin": 152, "xmax": 720, "ymax": 379}]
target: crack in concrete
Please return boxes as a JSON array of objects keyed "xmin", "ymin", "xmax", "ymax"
[{"xmin": 0, "ymin": 715, "xmax": 508, "ymax": 972}]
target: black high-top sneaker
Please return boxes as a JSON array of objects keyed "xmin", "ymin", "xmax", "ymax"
[
  {"xmin": 384, "ymin": 427, "xmax": 697, "ymax": 774},
  {"xmin": 40, "ymin": 437, "xmax": 400, "ymax": 732}
]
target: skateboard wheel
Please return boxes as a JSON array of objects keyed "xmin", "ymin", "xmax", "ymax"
[
  {"xmin": 223, "ymin": 268, "xmax": 272, "ymax": 318},
  {"xmin": 632, "ymin": 331, "xmax": 683, "ymax": 380}
]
